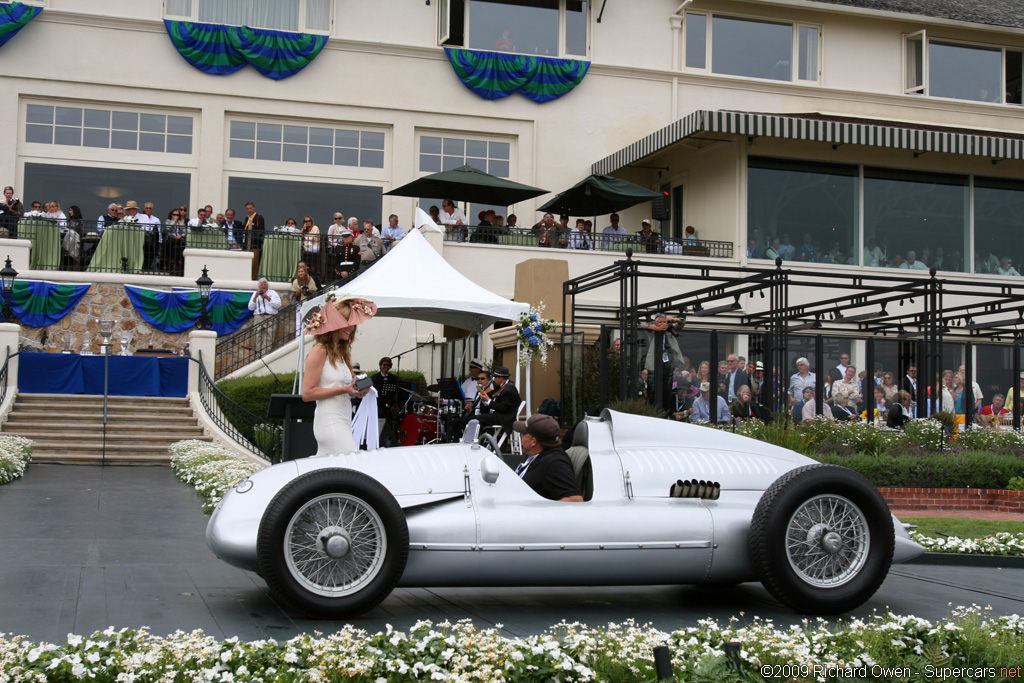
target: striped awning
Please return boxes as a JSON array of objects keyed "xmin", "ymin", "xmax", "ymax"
[{"xmin": 592, "ymin": 110, "xmax": 1024, "ymax": 175}]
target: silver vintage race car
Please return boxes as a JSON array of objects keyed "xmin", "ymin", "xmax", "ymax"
[{"xmin": 207, "ymin": 409, "xmax": 924, "ymax": 618}]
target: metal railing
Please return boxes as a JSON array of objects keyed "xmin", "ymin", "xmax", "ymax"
[
  {"xmin": 441, "ymin": 226, "xmax": 734, "ymax": 258},
  {"xmin": 193, "ymin": 353, "xmax": 282, "ymax": 462},
  {"xmin": 0, "ymin": 349, "xmax": 17, "ymax": 409}
]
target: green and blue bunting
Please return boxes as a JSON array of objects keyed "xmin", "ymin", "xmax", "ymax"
[
  {"xmin": 0, "ymin": 2, "xmax": 42, "ymax": 50},
  {"xmin": 164, "ymin": 20, "xmax": 327, "ymax": 80},
  {"xmin": 125, "ymin": 286, "xmax": 253, "ymax": 335},
  {"xmin": 445, "ymin": 48, "xmax": 589, "ymax": 103},
  {"xmin": 0, "ymin": 281, "xmax": 91, "ymax": 328}
]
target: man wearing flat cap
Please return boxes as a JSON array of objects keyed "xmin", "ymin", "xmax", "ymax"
[
  {"xmin": 513, "ymin": 415, "xmax": 582, "ymax": 502},
  {"xmin": 467, "ymin": 365, "xmax": 520, "ymax": 436}
]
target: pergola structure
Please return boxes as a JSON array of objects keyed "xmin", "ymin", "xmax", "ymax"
[{"xmin": 562, "ymin": 252, "xmax": 1024, "ymax": 427}]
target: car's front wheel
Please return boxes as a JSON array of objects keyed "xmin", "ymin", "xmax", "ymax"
[
  {"xmin": 748, "ymin": 464, "xmax": 893, "ymax": 615},
  {"xmin": 257, "ymin": 469, "xmax": 408, "ymax": 618}
]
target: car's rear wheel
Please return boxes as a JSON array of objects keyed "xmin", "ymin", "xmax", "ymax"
[
  {"xmin": 257, "ymin": 469, "xmax": 408, "ymax": 618},
  {"xmin": 748, "ymin": 464, "xmax": 893, "ymax": 614}
]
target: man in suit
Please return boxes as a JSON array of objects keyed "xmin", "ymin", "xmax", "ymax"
[
  {"xmin": 242, "ymin": 201, "xmax": 265, "ymax": 279},
  {"xmin": 475, "ymin": 366, "xmax": 521, "ymax": 435},
  {"xmin": 371, "ymin": 356, "xmax": 400, "ymax": 446},
  {"xmin": 724, "ymin": 353, "xmax": 749, "ymax": 403},
  {"xmin": 220, "ymin": 208, "xmax": 243, "ymax": 249},
  {"xmin": 513, "ymin": 414, "xmax": 582, "ymax": 502}
]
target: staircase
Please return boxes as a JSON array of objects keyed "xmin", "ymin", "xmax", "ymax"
[{"xmin": 2, "ymin": 394, "xmax": 212, "ymax": 465}]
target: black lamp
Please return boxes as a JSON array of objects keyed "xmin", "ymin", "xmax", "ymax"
[
  {"xmin": 0, "ymin": 256, "xmax": 17, "ymax": 323},
  {"xmin": 196, "ymin": 265, "xmax": 213, "ymax": 329}
]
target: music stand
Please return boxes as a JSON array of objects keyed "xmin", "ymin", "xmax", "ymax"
[
  {"xmin": 435, "ymin": 378, "xmax": 465, "ymax": 442},
  {"xmin": 267, "ymin": 394, "xmax": 317, "ymax": 461}
]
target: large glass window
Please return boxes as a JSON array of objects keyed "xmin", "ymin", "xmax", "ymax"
[
  {"xmin": 904, "ymin": 31, "xmax": 1023, "ymax": 104},
  {"xmin": 747, "ymin": 157, "xmax": 858, "ymax": 264},
  {"xmin": 441, "ymin": 0, "xmax": 588, "ymax": 58},
  {"xmin": 974, "ymin": 177, "xmax": 1024, "ymax": 277},
  {"xmin": 25, "ymin": 104, "xmax": 193, "ymax": 155},
  {"xmin": 863, "ymin": 167, "xmax": 968, "ymax": 272},
  {"xmin": 229, "ymin": 120, "xmax": 385, "ymax": 169},
  {"xmin": 418, "ymin": 135, "xmax": 511, "ymax": 177},
  {"xmin": 165, "ymin": 0, "xmax": 330, "ymax": 32},
  {"xmin": 228, "ymin": 177, "xmax": 382, "ymax": 229},
  {"xmin": 686, "ymin": 13, "xmax": 819, "ymax": 83},
  {"xmin": 23, "ymin": 163, "xmax": 191, "ymax": 226}
]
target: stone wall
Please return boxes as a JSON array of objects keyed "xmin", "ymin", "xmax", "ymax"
[{"xmin": 19, "ymin": 284, "xmax": 191, "ymax": 354}]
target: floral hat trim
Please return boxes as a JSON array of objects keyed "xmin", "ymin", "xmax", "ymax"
[{"xmin": 305, "ymin": 293, "xmax": 377, "ymax": 335}]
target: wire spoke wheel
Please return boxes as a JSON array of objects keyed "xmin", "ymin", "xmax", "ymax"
[
  {"xmin": 785, "ymin": 494, "xmax": 869, "ymax": 587},
  {"xmin": 284, "ymin": 493, "xmax": 387, "ymax": 597}
]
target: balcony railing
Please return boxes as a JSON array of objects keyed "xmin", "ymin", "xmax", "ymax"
[{"xmin": 440, "ymin": 226, "xmax": 734, "ymax": 258}]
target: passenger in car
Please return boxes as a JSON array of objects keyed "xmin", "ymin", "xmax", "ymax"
[{"xmin": 512, "ymin": 415, "xmax": 583, "ymax": 502}]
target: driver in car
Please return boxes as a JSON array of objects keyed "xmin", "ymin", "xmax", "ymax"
[{"xmin": 512, "ymin": 415, "xmax": 583, "ymax": 502}]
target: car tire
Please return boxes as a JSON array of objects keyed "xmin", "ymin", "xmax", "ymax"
[
  {"xmin": 257, "ymin": 469, "xmax": 409, "ymax": 618},
  {"xmin": 747, "ymin": 464, "xmax": 893, "ymax": 615}
]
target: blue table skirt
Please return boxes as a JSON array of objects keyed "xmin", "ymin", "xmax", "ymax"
[{"xmin": 18, "ymin": 354, "xmax": 189, "ymax": 397}]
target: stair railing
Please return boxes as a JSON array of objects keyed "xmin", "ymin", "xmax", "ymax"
[{"xmin": 192, "ymin": 353, "xmax": 281, "ymax": 462}]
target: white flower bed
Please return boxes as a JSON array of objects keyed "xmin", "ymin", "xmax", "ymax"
[
  {"xmin": 1, "ymin": 606, "xmax": 1022, "ymax": 682},
  {"xmin": 169, "ymin": 440, "xmax": 262, "ymax": 513},
  {"xmin": 0, "ymin": 434, "xmax": 33, "ymax": 485},
  {"xmin": 911, "ymin": 531, "xmax": 1024, "ymax": 556}
]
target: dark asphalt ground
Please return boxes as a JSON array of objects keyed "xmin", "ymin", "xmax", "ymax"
[{"xmin": 2, "ymin": 464, "xmax": 1023, "ymax": 643}]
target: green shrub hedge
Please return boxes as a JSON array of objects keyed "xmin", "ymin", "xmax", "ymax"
[{"xmin": 812, "ymin": 451, "xmax": 1024, "ymax": 489}]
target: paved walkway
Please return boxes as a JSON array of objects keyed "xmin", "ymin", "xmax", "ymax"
[{"xmin": 1, "ymin": 464, "xmax": 1023, "ymax": 644}]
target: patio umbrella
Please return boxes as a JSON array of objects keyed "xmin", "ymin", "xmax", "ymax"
[
  {"xmin": 385, "ymin": 165, "xmax": 548, "ymax": 206},
  {"xmin": 537, "ymin": 174, "xmax": 664, "ymax": 216}
]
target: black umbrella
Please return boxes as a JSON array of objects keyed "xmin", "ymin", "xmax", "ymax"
[
  {"xmin": 385, "ymin": 165, "xmax": 548, "ymax": 206},
  {"xmin": 537, "ymin": 174, "xmax": 664, "ymax": 216}
]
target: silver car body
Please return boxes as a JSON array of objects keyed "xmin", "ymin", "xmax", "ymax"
[{"xmin": 207, "ymin": 410, "xmax": 923, "ymax": 587}]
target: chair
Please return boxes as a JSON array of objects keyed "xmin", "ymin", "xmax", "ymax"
[{"xmin": 480, "ymin": 400, "xmax": 525, "ymax": 455}]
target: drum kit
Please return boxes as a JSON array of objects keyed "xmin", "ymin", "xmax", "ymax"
[{"xmin": 396, "ymin": 380, "xmax": 464, "ymax": 446}]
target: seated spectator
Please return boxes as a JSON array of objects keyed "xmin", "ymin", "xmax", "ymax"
[
  {"xmin": 900, "ymin": 250, "xmax": 928, "ymax": 270},
  {"xmin": 800, "ymin": 387, "xmax": 830, "ymax": 422},
  {"xmin": 684, "ymin": 225, "xmax": 697, "ymax": 243},
  {"xmin": 887, "ymin": 390, "xmax": 913, "ymax": 429},
  {"xmin": 671, "ymin": 382, "xmax": 695, "ymax": 421},
  {"xmin": 778, "ymin": 233, "xmax": 796, "ymax": 260},
  {"xmin": 438, "ymin": 199, "xmax": 467, "ymax": 239},
  {"xmin": 794, "ymin": 233, "xmax": 817, "ymax": 261},
  {"xmin": 865, "ymin": 238, "xmax": 885, "ymax": 267},
  {"xmin": 998, "ymin": 256, "xmax": 1021, "ymax": 277},
  {"xmin": 566, "ymin": 218, "xmax": 593, "ymax": 250},
  {"xmin": 979, "ymin": 393, "xmax": 1011, "ymax": 429},
  {"xmin": 382, "ymin": 214, "xmax": 404, "ymax": 251},
  {"xmin": 764, "ymin": 238, "xmax": 781, "ymax": 260},
  {"xmin": 691, "ymin": 382, "xmax": 729, "ymax": 423},
  {"xmin": 870, "ymin": 386, "xmax": 889, "ymax": 420},
  {"xmin": 505, "ymin": 213, "xmax": 519, "ymax": 230},
  {"xmin": 831, "ymin": 394, "xmax": 859, "ymax": 421},
  {"xmin": 637, "ymin": 219, "xmax": 661, "ymax": 254},
  {"xmin": 730, "ymin": 384, "xmax": 768, "ymax": 423}
]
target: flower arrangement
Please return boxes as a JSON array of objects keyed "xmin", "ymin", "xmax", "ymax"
[
  {"xmin": 516, "ymin": 303, "xmax": 555, "ymax": 367},
  {"xmin": 169, "ymin": 440, "xmax": 262, "ymax": 513},
  {"xmin": 20, "ymin": 210, "xmax": 46, "ymax": 220},
  {"xmin": 274, "ymin": 224, "xmax": 299, "ymax": 234},
  {"xmin": 194, "ymin": 217, "xmax": 221, "ymax": 231},
  {"xmin": 0, "ymin": 434, "xmax": 33, "ymax": 485},
  {"xmin": 3, "ymin": 607, "xmax": 1023, "ymax": 682},
  {"xmin": 118, "ymin": 214, "xmax": 140, "ymax": 226}
]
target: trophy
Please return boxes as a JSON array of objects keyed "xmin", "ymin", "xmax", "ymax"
[
  {"xmin": 61, "ymin": 333, "xmax": 73, "ymax": 354},
  {"xmin": 119, "ymin": 331, "xmax": 133, "ymax": 356},
  {"xmin": 81, "ymin": 332, "xmax": 93, "ymax": 355},
  {"xmin": 98, "ymin": 319, "xmax": 115, "ymax": 355}
]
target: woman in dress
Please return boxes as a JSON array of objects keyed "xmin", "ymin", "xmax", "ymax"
[{"xmin": 301, "ymin": 296, "xmax": 377, "ymax": 456}]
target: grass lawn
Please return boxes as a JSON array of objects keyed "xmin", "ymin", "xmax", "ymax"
[{"xmin": 902, "ymin": 517, "xmax": 1024, "ymax": 539}]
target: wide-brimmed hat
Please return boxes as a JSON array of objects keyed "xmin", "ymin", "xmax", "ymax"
[
  {"xmin": 513, "ymin": 414, "xmax": 560, "ymax": 445},
  {"xmin": 469, "ymin": 358, "xmax": 483, "ymax": 370},
  {"xmin": 699, "ymin": 381, "xmax": 710, "ymax": 392},
  {"xmin": 305, "ymin": 296, "xmax": 377, "ymax": 335},
  {"xmin": 124, "ymin": 200, "xmax": 138, "ymax": 210}
]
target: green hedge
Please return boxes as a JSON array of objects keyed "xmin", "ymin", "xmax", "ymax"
[{"xmin": 812, "ymin": 451, "xmax": 1024, "ymax": 489}]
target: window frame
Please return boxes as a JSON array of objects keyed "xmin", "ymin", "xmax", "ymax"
[
  {"xmin": 226, "ymin": 117, "xmax": 388, "ymax": 172},
  {"xmin": 683, "ymin": 10, "xmax": 822, "ymax": 84},
  {"xmin": 163, "ymin": 0, "xmax": 332, "ymax": 35},
  {"xmin": 415, "ymin": 130, "xmax": 515, "ymax": 180},
  {"xmin": 439, "ymin": 0, "xmax": 590, "ymax": 60},
  {"xmin": 903, "ymin": 31, "xmax": 1023, "ymax": 105}
]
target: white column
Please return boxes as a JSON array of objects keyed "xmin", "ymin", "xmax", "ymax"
[{"xmin": 188, "ymin": 329, "xmax": 218, "ymax": 394}]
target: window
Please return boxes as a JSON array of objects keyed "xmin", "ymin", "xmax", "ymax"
[
  {"xmin": 227, "ymin": 177, "xmax": 382, "ymax": 229},
  {"xmin": 974, "ymin": 177, "xmax": 1024, "ymax": 276},
  {"xmin": 904, "ymin": 31, "xmax": 1023, "ymax": 104},
  {"xmin": 25, "ymin": 104, "xmax": 193, "ymax": 155},
  {"xmin": 685, "ymin": 12, "xmax": 819, "ymax": 83},
  {"xmin": 23, "ymin": 163, "xmax": 191, "ymax": 228},
  {"xmin": 418, "ymin": 135, "xmax": 511, "ymax": 177},
  {"xmin": 440, "ymin": 0, "xmax": 588, "ymax": 58},
  {"xmin": 229, "ymin": 120, "xmax": 385, "ymax": 169},
  {"xmin": 165, "ymin": 0, "xmax": 330, "ymax": 33},
  {"xmin": 748, "ymin": 157, "xmax": 858, "ymax": 264},
  {"xmin": 863, "ymin": 167, "xmax": 968, "ymax": 272}
]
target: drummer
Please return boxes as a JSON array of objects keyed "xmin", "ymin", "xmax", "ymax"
[{"xmin": 461, "ymin": 359, "xmax": 485, "ymax": 412}]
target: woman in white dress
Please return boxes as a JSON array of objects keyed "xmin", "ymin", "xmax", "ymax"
[{"xmin": 300, "ymin": 295, "xmax": 377, "ymax": 455}]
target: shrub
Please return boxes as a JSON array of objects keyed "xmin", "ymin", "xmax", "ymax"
[
  {"xmin": 814, "ymin": 451, "xmax": 1024, "ymax": 489},
  {"xmin": 216, "ymin": 372, "xmax": 297, "ymax": 424},
  {"xmin": 0, "ymin": 435, "xmax": 33, "ymax": 485},
  {"xmin": 1008, "ymin": 476, "xmax": 1024, "ymax": 491},
  {"xmin": 606, "ymin": 397, "xmax": 666, "ymax": 418}
]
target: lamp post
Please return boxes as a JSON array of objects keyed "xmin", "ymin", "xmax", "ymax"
[
  {"xmin": 0, "ymin": 256, "xmax": 17, "ymax": 323},
  {"xmin": 196, "ymin": 265, "xmax": 213, "ymax": 329}
]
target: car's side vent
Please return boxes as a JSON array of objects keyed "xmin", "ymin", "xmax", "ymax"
[{"xmin": 669, "ymin": 479, "xmax": 721, "ymax": 500}]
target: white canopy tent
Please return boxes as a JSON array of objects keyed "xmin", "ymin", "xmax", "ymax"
[{"xmin": 297, "ymin": 226, "xmax": 532, "ymax": 412}]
